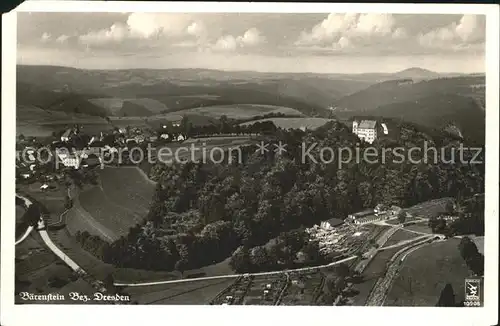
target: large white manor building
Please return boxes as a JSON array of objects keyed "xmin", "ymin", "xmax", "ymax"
[{"xmin": 352, "ymin": 119, "xmax": 388, "ymax": 144}]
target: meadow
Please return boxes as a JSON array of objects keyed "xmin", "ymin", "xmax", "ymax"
[
  {"xmin": 121, "ymin": 278, "xmax": 235, "ymax": 304},
  {"xmin": 68, "ymin": 167, "xmax": 155, "ymax": 240},
  {"xmin": 384, "ymin": 238, "xmax": 471, "ymax": 306},
  {"xmin": 240, "ymin": 117, "xmax": 333, "ymax": 130},
  {"xmin": 382, "ymin": 229, "xmax": 420, "ymax": 247}
]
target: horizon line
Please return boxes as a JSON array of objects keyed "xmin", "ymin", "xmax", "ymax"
[{"xmin": 16, "ymin": 63, "xmax": 486, "ymax": 76}]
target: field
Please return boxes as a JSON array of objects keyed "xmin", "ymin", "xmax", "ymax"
[
  {"xmin": 403, "ymin": 222, "xmax": 433, "ymax": 234},
  {"xmin": 89, "ymin": 97, "xmax": 169, "ymax": 115},
  {"xmin": 240, "ymin": 117, "xmax": 333, "ymax": 130},
  {"xmin": 384, "ymin": 238, "xmax": 472, "ymax": 306},
  {"xmin": 177, "ymin": 104, "xmax": 304, "ymax": 119},
  {"xmin": 405, "ymin": 198, "xmax": 453, "ymax": 218},
  {"xmin": 350, "ymin": 247, "xmax": 401, "ymax": 306},
  {"xmin": 280, "ymin": 272, "xmax": 324, "ymax": 305},
  {"xmin": 121, "ymin": 278, "xmax": 236, "ymax": 304},
  {"xmin": 382, "ymin": 229, "xmax": 420, "ymax": 247},
  {"xmin": 15, "ymin": 232, "xmax": 84, "ymax": 302},
  {"xmin": 74, "ymin": 167, "xmax": 155, "ymax": 240}
]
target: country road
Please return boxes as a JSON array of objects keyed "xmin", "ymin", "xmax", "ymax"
[
  {"xmin": 15, "ymin": 226, "xmax": 34, "ymax": 245},
  {"xmin": 16, "ymin": 192, "xmax": 87, "ymax": 274},
  {"xmin": 114, "ymin": 256, "xmax": 357, "ymax": 287}
]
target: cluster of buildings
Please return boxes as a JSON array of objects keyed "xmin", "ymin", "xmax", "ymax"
[
  {"xmin": 347, "ymin": 204, "xmax": 403, "ymax": 225},
  {"xmin": 16, "ymin": 121, "xmax": 191, "ymax": 179},
  {"xmin": 351, "ymin": 119, "xmax": 389, "ymax": 144},
  {"xmin": 307, "ymin": 204, "xmax": 404, "ymax": 255}
]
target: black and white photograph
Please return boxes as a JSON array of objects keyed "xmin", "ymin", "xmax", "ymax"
[{"xmin": 1, "ymin": 2, "xmax": 498, "ymax": 326}]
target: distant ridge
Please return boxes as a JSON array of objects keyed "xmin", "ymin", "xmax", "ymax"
[{"xmin": 394, "ymin": 67, "xmax": 440, "ymax": 79}]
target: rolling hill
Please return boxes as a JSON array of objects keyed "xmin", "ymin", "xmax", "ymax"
[
  {"xmin": 333, "ymin": 76, "xmax": 485, "ymax": 112},
  {"xmin": 17, "ymin": 82, "xmax": 110, "ymax": 117},
  {"xmin": 368, "ymin": 94, "xmax": 485, "ymax": 143}
]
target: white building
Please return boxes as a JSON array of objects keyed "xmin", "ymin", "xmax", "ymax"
[
  {"xmin": 56, "ymin": 149, "xmax": 80, "ymax": 169},
  {"xmin": 319, "ymin": 218, "xmax": 344, "ymax": 230},
  {"xmin": 60, "ymin": 128, "xmax": 73, "ymax": 142},
  {"xmin": 352, "ymin": 120, "xmax": 378, "ymax": 144}
]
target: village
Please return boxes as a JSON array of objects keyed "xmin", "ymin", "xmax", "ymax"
[{"xmin": 15, "ymin": 120, "xmax": 188, "ymax": 185}]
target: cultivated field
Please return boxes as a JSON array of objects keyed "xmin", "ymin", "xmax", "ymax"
[
  {"xmin": 89, "ymin": 97, "xmax": 169, "ymax": 115},
  {"xmin": 384, "ymin": 238, "xmax": 472, "ymax": 306},
  {"xmin": 405, "ymin": 198, "xmax": 453, "ymax": 218},
  {"xmin": 280, "ymin": 272, "xmax": 324, "ymax": 305},
  {"xmin": 240, "ymin": 117, "xmax": 333, "ymax": 130},
  {"xmin": 180, "ymin": 104, "xmax": 304, "ymax": 119},
  {"xmin": 69, "ymin": 167, "xmax": 155, "ymax": 240},
  {"xmin": 98, "ymin": 167, "xmax": 155, "ymax": 215}
]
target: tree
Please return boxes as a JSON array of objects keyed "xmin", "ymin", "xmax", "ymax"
[
  {"xmin": 436, "ymin": 283, "xmax": 456, "ymax": 307},
  {"xmin": 458, "ymin": 237, "xmax": 484, "ymax": 276},
  {"xmin": 334, "ymin": 263, "xmax": 351, "ymax": 279},
  {"xmin": 397, "ymin": 210, "xmax": 406, "ymax": 224},
  {"xmin": 175, "ymin": 259, "xmax": 188, "ymax": 276},
  {"xmin": 229, "ymin": 246, "xmax": 252, "ymax": 273},
  {"xmin": 103, "ymin": 273, "xmax": 116, "ymax": 292}
]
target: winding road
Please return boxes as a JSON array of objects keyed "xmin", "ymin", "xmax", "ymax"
[{"xmin": 114, "ymin": 255, "xmax": 357, "ymax": 287}]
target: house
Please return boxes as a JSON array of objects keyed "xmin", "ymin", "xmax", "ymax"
[
  {"xmin": 389, "ymin": 205, "xmax": 403, "ymax": 216},
  {"xmin": 374, "ymin": 204, "xmax": 388, "ymax": 216},
  {"xmin": 56, "ymin": 149, "xmax": 80, "ymax": 169},
  {"xmin": 352, "ymin": 120, "xmax": 378, "ymax": 144},
  {"xmin": 172, "ymin": 120, "xmax": 182, "ymax": 127},
  {"xmin": 134, "ymin": 135, "xmax": 145, "ymax": 143},
  {"xmin": 176, "ymin": 134, "xmax": 186, "ymax": 142},
  {"xmin": 40, "ymin": 184, "xmax": 49, "ymax": 190},
  {"xmin": 353, "ymin": 215, "xmax": 383, "ymax": 225},
  {"xmin": 320, "ymin": 218, "xmax": 345, "ymax": 230},
  {"xmin": 60, "ymin": 128, "xmax": 74, "ymax": 142},
  {"xmin": 347, "ymin": 209, "xmax": 381, "ymax": 225},
  {"xmin": 347, "ymin": 209, "xmax": 375, "ymax": 220},
  {"xmin": 160, "ymin": 133, "xmax": 169, "ymax": 140},
  {"xmin": 81, "ymin": 154, "xmax": 101, "ymax": 168}
]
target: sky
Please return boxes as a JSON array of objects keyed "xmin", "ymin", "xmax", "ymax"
[{"xmin": 17, "ymin": 12, "xmax": 486, "ymax": 73}]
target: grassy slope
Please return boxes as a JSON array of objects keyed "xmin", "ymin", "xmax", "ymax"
[
  {"xmin": 240, "ymin": 117, "xmax": 333, "ymax": 130},
  {"xmin": 385, "ymin": 238, "xmax": 472, "ymax": 306}
]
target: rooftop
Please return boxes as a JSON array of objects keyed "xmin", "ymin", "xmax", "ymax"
[
  {"xmin": 358, "ymin": 120, "xmax": 377, "ymax": 129},
  {"xmin": 349, "ymin": 209, "xmax": 375, "ymax": 217},
  {"xmin": 61, "ymin": 129, "xmax": 73, "ymax": 138},
  {"xmin": 324, "ymin": 218, "xmax": 344, "ymax": 227}
]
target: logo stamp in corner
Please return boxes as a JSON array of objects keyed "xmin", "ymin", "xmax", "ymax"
[{"xmin": 464, "ymin": 278, "xmax": 482, "ymax": 307}]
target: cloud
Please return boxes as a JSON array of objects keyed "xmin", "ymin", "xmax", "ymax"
[
  {"xmin": 296, "ymin": 13, "xmax": 405, "ymax": 47},
  {"xmin": 212, "ymin": 35, "xmax": 239, "ymax": 51},
  {"xmin": 187, "ymin": 21, "xmax": 207, "ymax": 38},
  {"xmin": 78, "ymin": 13, "xmax": 204, "ymax": 46},
  {"xmin": 237, "ymin": 28, "xmax": 266, "ymax": 47},
  {"xmin": 79, "ymin": 23, "xmax": 131, "ymax": 45},
  {"xmin": 418, "ymin": 15, "xmax": 484, "ymax": 49},
  {"xmin": 40, "ymin": 32, "xmax": 51, "ymax": 42},
  {"xmin": 55, "ymin": 34, "xmax": 70, "ymax": 43},
  {"xmin": 211, "ymin": 27, "xmax": 266, "ymax": 52}
]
